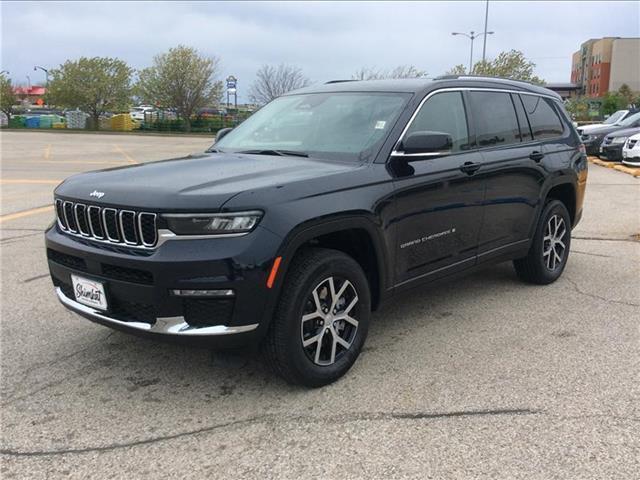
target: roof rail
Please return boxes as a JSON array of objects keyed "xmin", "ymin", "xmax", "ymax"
[
  {"xmin": 433, "ymin": 74, "xmax": 536, "ymax": 86},
  {"xmin": 325, "ymin": 79, "xmax": 357, "ymax": 84}
]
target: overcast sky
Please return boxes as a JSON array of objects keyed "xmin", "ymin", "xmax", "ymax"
[{"xmin": 2, "ymin": 1, "xmax": 639, "ymax": 101}]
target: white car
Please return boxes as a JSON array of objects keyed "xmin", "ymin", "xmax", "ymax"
[
  {"xmin": 622, "ymin": 133, "xmax": 640, "ymax": 167},
  {"xmin": 129, "ymin": 105, "xmax": 155, "ymax": 122},
  {"xmin": 577, "ymin": 110, "xmax": 631, "ymax": 135}
]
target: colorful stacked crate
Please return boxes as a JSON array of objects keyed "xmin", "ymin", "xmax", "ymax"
[
  {"xmin": 65, "ymin": 110, "xmax": 88, "ymax": 129},
  {"xmin": 25, "ymin": 116, "xmax": 41, "ymax": 128},
  {"xmin": 110, "ymin": 113, "xmax": 137, "ymax": 131},
  {"xmin": 8, "ymin": 116, "xmax": 26, "ymax": 128}
]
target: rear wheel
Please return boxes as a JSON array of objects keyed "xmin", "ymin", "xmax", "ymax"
[
  {"xmin": 263, "ymin": 248, "xmax": 371, "ymax": 387},
  {"xmin": 514, "ymin": 199, "xmax": 571, "ymax": 284}
]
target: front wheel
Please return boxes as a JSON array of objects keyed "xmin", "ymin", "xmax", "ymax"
[
  {"xmin": 262, "ymin": 248, "xmax": 371, "ymax": 387},
  {"xmin": 513, "ymin": 199, "xmax": 572, "ymax": 284}
]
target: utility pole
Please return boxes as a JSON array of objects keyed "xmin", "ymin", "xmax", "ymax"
[{"xmin": 482, "ymin": 0, "xmax": 490, "ymax": 64}]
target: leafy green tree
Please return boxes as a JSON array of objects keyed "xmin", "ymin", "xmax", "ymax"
[
  {"xmin": 352, "ymin": 65, "xmax": 427, "ymax": 80},
  {"xmin": 249, "ymin": 64, "xmax": 310, "ymax": 105},
  {"xmin": 137, "ymin": 46, "xmax": 223, "ymax": 131},
  {"xmin": 564, "ymin": 97, "xmax": 590, "ymax": 121},
  {"xmin": 446, "ymin": 64, "xmax": 467, "ymax": 76},
  {"xmin": 446, "ymin": 50, "xmax": 544, "ymax": 84},
  {"xmin": 47, "ymin": 57, "xmax": 133, "ymax": 129},
  {"xmin": 0, "ymin": 74, "xmax": 17, "ymax": 123},
  {"xmin": 617, "ymin": 84, "xmax": 636, "ymax": 107},
  {"xmin": 601, "ymin": 92, "xmax": 625, "ymax": 116}
]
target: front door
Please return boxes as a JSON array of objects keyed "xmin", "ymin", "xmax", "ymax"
[{"xmin": 390, "ymin": 91, "xmax": 485, "ymax": 287}]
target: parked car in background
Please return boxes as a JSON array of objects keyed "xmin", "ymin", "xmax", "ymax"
[
  {"xmin": 129, "ymin": 105, "xmax": 155, "ymax": 122},
  {"xmin": 581, "ymin": 112, "xmax": 640, "ymax": 156},
  {"xmin": 577, "ymin": 109, "xmax": 636, "ymax": 135},
  {"xmin": 599, "ymin": 127, "xmax": 640, "ymax": 161},
  {"xmin": 622, "ymin": 133, "xmax": 640, "ymax": 166},
  {"xmin": 196, "ymin": 107, "xmax": 228, "ymax": 118}
]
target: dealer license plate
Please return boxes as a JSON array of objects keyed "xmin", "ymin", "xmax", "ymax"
[{"xmin": 71, "ymin": 275, "xmax": 108, "ymax": 311}]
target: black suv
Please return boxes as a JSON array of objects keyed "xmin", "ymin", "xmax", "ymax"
[{"xmin": 46, "ymin": 77, "xmax": 587, "ymax": 386}]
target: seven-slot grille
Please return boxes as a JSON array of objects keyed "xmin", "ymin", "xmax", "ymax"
[{"xmin": 55, "ymin": 199, "xmax": 157, "ymax": 247}]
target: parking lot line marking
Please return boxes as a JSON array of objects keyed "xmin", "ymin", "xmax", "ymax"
[
  {"xmin": 43, "ymin": 144, "xmax": 51, "ymax": 160},
  {"xmin": 1, "ymin": 179, "xmax": 62, "ymax": 185},
  {"xmin": 114, "ymin": 144, "xmax": 138, "ymax": 164},
  {"xmin": 0, "ymin": 205, "xmax": 53, "ymax": 224}
]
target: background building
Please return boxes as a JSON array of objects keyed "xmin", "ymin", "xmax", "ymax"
[{"xmin": 571, "ymin": 37, "xmax": 640, "ymax": 97}]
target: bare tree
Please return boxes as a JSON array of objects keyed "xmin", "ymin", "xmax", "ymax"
[
  {"xmin": 249, "ymin": 64, "xmax": 310, "ymax": 105},
  {"xmin": 352, "ymin": 65, "xmax": 427, "ymax": 80}
]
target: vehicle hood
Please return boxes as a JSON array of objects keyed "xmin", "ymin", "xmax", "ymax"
[
  {"xmin": 54, "ymin": 152, "xmax": 362, "ymax": 211},
  {"xmin": 584, "ymin": 124, "xmax": 632, "ymax": 136},
  {"xmin": 604, "ymin": 127, "xmax": 640, "ymax": 139},
  {"xmin": 578, "ymin": 123, "xmax": 606, "ymax": 134}
]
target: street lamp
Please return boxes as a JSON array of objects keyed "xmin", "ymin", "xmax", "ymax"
[
  {"xmin": 26, "ymin": 75, "xmax": 31, "ymax": 88},
  {"xmin": 452, "ymin": 30, "xmax": 494, "ymax": 74},
  {"xmin": 34, "ymin": 65, "xmax": 49, "ymax": 85}
]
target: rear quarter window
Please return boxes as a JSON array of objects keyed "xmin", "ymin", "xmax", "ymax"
[
  {"xmin": 521, "ymin": 95, "xmax": 564, "ymax": 140},
  {"xmin": 468, "ymin": 91, "xmax": 521, "ymax": 147}
]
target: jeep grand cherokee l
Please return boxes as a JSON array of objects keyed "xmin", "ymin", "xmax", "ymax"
[{"xmin": 46, "ymin": 76, "xmax": 587, "ymax": 387}]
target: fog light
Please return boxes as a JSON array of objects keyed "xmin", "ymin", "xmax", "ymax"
[{"xmin": 170, "ymin": 289, "xmax": 235, "ymax": 297}]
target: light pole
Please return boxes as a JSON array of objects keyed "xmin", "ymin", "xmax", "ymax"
[
  {"xmin": 482, "ymin": 0, "xmax": 490, "ymax": 63},
  {"xmin": 34, "ymin": 65, "xmax": 49, "ymax": 85},
  {"xmin": 26, "ymin": 75, "xmax": 31, "ymax": 88},
  {"xmin": 452, "ymin": 30, "xmax": 494, "ymax": 73}
]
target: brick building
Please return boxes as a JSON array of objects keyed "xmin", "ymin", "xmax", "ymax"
[{"xmin": 571, "ymin": 37, "xmax": 640, "ymax": 97}]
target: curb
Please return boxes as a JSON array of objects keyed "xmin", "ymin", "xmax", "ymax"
[{"xmin": 588, "ymin": 156, "xmax": 640, "ymax": 178}]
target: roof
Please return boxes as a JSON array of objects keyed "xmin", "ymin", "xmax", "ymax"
[
  {"xmin": 14, "ymin": 86, "xmax": 46, "ymax": 96},
  {"xmin": 287, "ymin": 76, "xmax": 561, "ymax": 100},
  {"xmin": 545, "ymin": 82, "xmax": 581, "ymax": 90}
]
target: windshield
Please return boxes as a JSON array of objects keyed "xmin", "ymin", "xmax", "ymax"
[
  {"xmin": 619, "ymin": 111, "xmax": 640, "ymax": 127},
  {"xmin": 605, "ymin": 110, "xmax": 628, "ymax": 125},
  {"xmin": 215, "ymin": 92, "xmax": 410, "ymax": 161}
]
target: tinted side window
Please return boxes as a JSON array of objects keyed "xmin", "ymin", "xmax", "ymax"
[
  {"xmin": 468, "ymin": 91, "xmax": 520, "ymax": 147},
  {"xmin": 405, "ymin": 92, "xmax": 470, "ymax": 152},
  {"xmin": 512, "ymin": 94, "xmax": 533, "ymax": 141},
  {"xmin": 521, "ymin": 95, "xmax": 564, "ymax": 139}
]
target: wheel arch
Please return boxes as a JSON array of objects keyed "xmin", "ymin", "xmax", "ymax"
[
  {"xmin": 269, "ymin": 215, "xmax": 390, "ymax": 314},
  {"xmin": 543, "ymin": 181, "xmax": 577, "ymax": 226}
]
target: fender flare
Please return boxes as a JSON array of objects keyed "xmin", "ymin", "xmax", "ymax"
[{"xmin": 257, "ymin": 214, "xmax": 391, "ymax": 332}]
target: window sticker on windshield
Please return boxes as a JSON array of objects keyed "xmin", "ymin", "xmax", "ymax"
[{"xmin": 375, "ymin": 120, "xmax": 386, "ymax": 129}]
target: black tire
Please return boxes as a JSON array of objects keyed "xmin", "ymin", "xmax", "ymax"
[
  {"xmin": 262, "ymin": 248, "xmax": 371, "ymax": 387},
  {"xmin": 513, "ymin": 199, "xmax": 571, "ymax": 285}
]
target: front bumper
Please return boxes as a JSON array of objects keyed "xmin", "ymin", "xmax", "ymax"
[
  {"xmin": 600, "ymin": 144, "xmax": 624, "ymax": 162},
  {"xmin": 583, "ymin": 139, "xmax": 603, "ymax": 156},
  {"xmin": 46, "ymin": 224, "xmax": 283, "ymax": 346}
]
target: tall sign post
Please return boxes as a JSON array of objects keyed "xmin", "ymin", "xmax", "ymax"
[{"xmin": 226, "ymin": 75, "xmax": 238, "ymax": 126}]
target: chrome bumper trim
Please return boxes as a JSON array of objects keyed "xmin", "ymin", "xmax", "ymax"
[{"xmin": 55, "ymin": 287, "xmax": 259, "ymax": 336}]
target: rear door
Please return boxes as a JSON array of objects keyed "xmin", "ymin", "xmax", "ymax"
[
  {"xmin": 390, "ymin": 90, "xmax": 486, "ymax": 287},
  {"xmin": 468, "ymin": 90, "xmax": 547, "ymax": 260}
]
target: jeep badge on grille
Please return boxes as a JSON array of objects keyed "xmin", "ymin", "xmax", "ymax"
[{"xmin": 89, "ymin": 190, "xmax": 105, "ymax": 199}]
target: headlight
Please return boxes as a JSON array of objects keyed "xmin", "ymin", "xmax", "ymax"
[
  {"xmin": 164, "ymin": 211, "xmax": 262, "ymax": 235},
  {"xmin": 611, "ymin": 136, "xmax": 627, "ymax": 144}
]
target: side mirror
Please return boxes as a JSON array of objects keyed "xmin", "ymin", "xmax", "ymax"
[
  {"xmin": 215, "ymin": 127, "xmax": 233, "ymax": 143},
  {"xmin": 401, "ymin": 131, "xmax": 453, "ymax": 155}
]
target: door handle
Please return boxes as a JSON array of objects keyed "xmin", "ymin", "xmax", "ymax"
[
  {"xmin": 529, "ymin": 151, "xmax": 545, "ymax": 162},
  {"xmin": 459, "ymin": 161, "xmax": 481, "ymax": 175}
]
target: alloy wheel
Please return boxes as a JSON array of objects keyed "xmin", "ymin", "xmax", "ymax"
[
  {"xmin": 543, "ymin": 214, "xmax": 567, "ymax": 271},
  {"xmin": 300, "ymin": 276, "xmax": 359, "ymax": 366}
]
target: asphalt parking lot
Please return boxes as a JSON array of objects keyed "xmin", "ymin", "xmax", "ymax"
[{"xmin": 1, "ymin": 131, "xmax": 639, "ymax": 479}]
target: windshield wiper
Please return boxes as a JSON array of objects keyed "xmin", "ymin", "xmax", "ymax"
[{"xmin": 237, "ymin": 149, "xmax": 309, "ymax": 158}]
